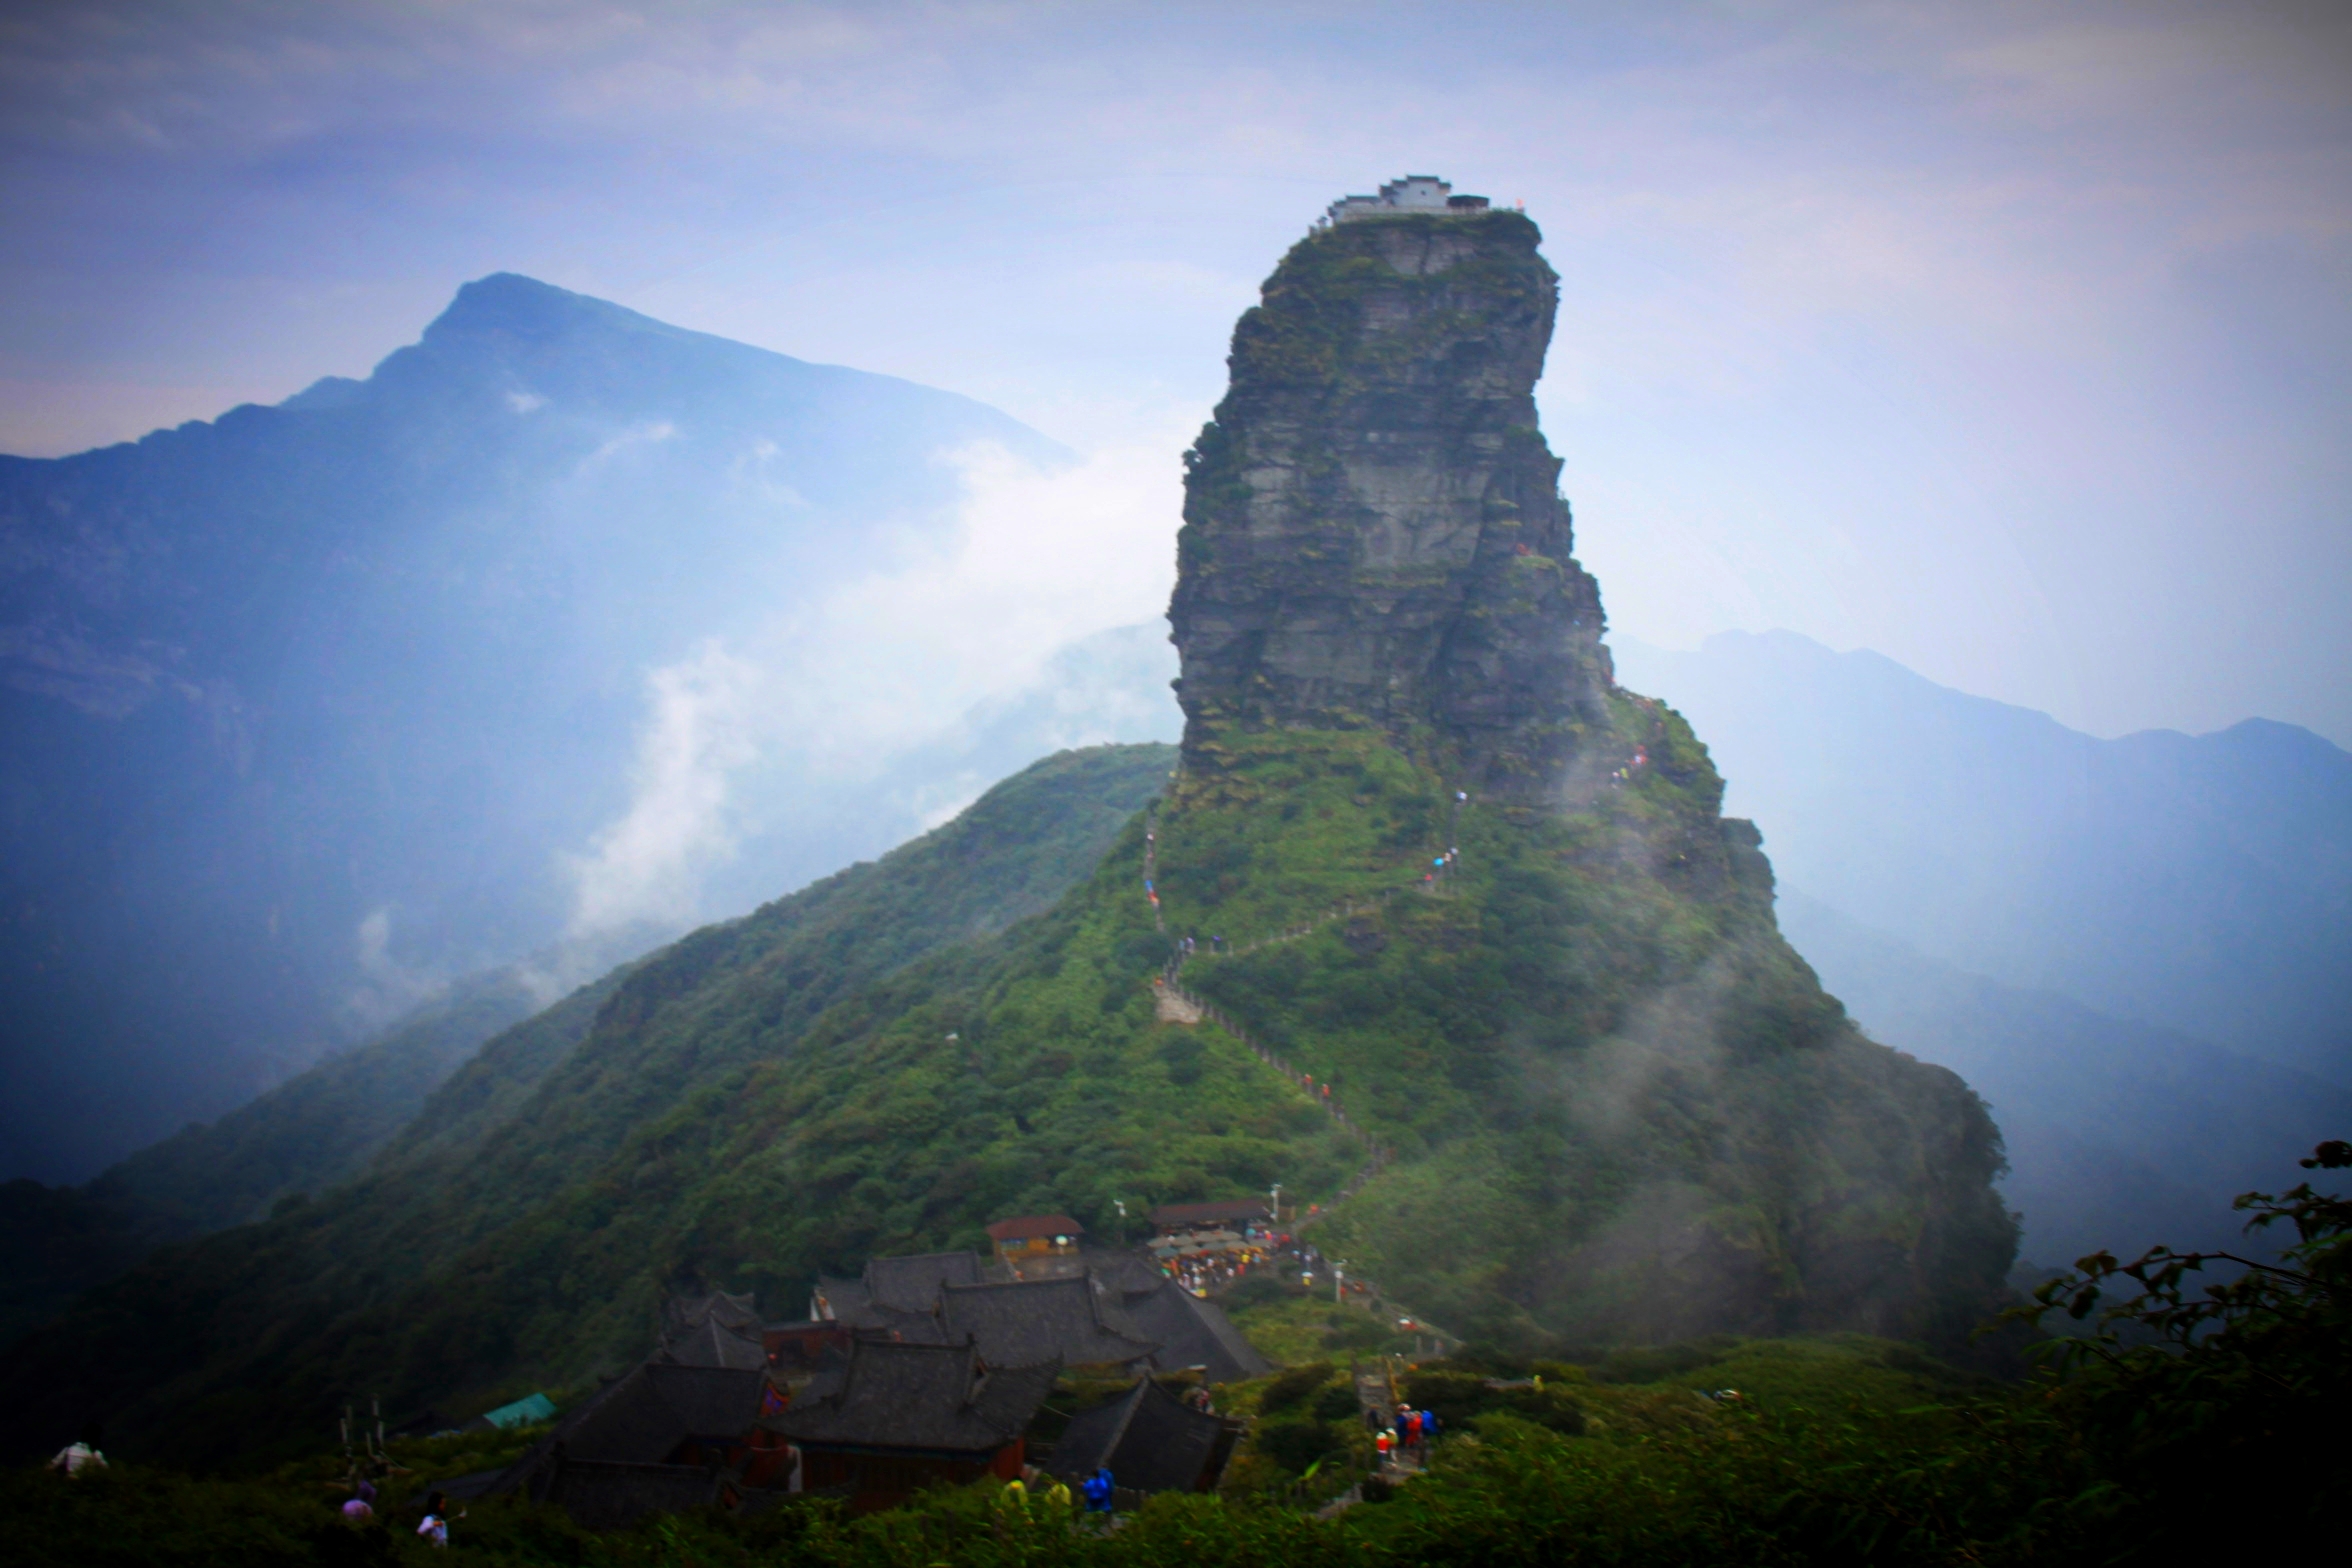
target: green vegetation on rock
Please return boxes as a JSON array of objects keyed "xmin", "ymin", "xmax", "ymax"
[{"xmin": 1160, "ymin": 723, "xmax": 2012, "ymax": 1355}]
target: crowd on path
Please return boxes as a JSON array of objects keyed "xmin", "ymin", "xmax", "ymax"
[{"xmin": 1166, "ymin": 1242, "xmax": 1270, "ymax": 1297}]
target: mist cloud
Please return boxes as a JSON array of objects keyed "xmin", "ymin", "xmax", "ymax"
[
  {"xmin": 562, "ymin": 431, "xmax": 1182, "ymax": 935},
  {"xmin": 565, "ymin": 639, "xmax": 762, "ymax": 936}
]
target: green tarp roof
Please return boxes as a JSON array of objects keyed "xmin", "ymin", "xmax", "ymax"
[{"xmin": 480, "ymin": 1392, "xmax": 558, "ymax": 1429}]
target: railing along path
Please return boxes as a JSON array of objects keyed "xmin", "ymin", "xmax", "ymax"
[{"xmin": 1144, "ymin": 794, "xmax": 1472, "ymax": 1352}]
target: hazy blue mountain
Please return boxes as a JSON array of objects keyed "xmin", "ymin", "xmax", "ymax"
[
  {"xmin": 1777, "ymin": 892, "xmax": 2352, "ymax": 1265},
  {"xmin": 0, "ymin": 274, "xmax": 1106, "ymax": 1181},
  {"xmin": 1611, "ymin": 630, "xmax": 2352, "ymax": 1086}
]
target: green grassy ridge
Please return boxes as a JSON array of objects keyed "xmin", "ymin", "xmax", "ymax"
[{"xmin": 0, "ymin": 744, "xmax": 1178, "ymax": 1469}]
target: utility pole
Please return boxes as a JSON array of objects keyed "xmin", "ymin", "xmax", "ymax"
[
  {"xmin": 1333, "ymin": 1261, "xmax": 1347, "ymax": 1303},
  {"xmin": 1269, "ymin": 1181, "xmax": 1283, "ymax": 1224},
  {"xmin": 1113, "ymin": 1198, "xmax": 1127, "ymax": 1247}
]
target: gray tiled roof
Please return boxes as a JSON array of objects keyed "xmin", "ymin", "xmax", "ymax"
[
  {"xmin": 933, "ymin": 1276, "xmax": 1159, "ymax": 1368},
  {"xmin": 821, "ymin": 1255, "xmax": 1158, "ymax": 1370},
  {"xmin": 538, "ymin": 1460, "xmax": 734, "ymax": 1530},
  {"xmin": 770, "ymin": 1337, "xmax": 1056, "ymax": 1454},
  {"xmin": 486, "ymin": 1361, "xmax": 768, "ymax": 1511},
  {"xmin": 1121, "ymin": 1281, "xmax": 1271, "ymax": 1386},
  {"xmin": 1047, "ymin": 1377, "xmax": 1231, "ymax": 1493},
  {"xmin": 811, "ymin": 1274, "xmax": 871, "ymax": 1321},
  {"xmin": 864, "ymin": 1251, "xmax": 990, "ymax": 1312},
  {"xmin": 817, "ymin": 1251, "xmax": 993, "ymax": 1324},
  {"xmin": 658, "ymin": 1312, "xmax": 769, "ymax": 1371},
  {"xmin": 663, "ymin": 1290, "xmax": 760, "ymax": 1336}
]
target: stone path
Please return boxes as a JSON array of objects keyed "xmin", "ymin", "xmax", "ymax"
[
  {"xmin": 1153, "ymin": 986, "xmax": 1202, "ymax": 1025},
  {"xmin": 1142, "ymin": 816, "xmax": 1469, "ymax": 1354}
]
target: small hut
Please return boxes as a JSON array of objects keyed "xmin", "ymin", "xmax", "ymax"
[{"xmin": 985, "ymin": 1214, "xmax": 1085, "ymax": 1275}]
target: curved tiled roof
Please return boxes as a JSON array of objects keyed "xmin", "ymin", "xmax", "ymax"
[
  {"xmin": 935, "ymin": 1276, "xmax": 1157, "ymax": 1369},
  {"xmin": 1119, "ymin": 1279, "xmax": 1271, "ymax": 1386},
  {"xmin": 1047, "ymin": 1376, "xmax": 1232, "ymax": 1493},
  {"xmin": 771, "ymin": 1337, "xmax": 1056, "ymax": 1453}
]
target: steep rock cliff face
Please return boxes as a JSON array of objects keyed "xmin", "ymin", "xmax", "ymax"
[
  {"xmin": 1170, "ymin": 213, "xmax": 1613, "ymax": 802},
  {"xmin": 1160, "ymin": 207, "xmax": 2017, "ymax": 1354}
]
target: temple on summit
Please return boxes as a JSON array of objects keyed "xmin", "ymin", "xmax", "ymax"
[{"xmin": 1323, "ymin": 174, "xmax": 1491, "ymax": 224}]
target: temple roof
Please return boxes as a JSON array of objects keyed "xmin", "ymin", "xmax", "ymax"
[
  {"xmin": 657, "ymin": 1311, "xmax": 769, "ymax": 1371},
  {"xmin": 484, "ymin": 1360, "xmax": 768, "ymax": 1509},
  {"xmin": 933, "ymin": 1276, "xmax": 1158, "ymax": 1369},
  {"xmin": 662, "ymin": 1290, "xmax": 760, "ymax": 1336},
  {"xmin": 770, "ymin": 1337, "xmax": 1056, "ymax": 1453},
  {"xmin": 818, "ymin": 1250, "xmax": 993, "ymax": 1322},
  {"xmin": 865, "ymin": 1250, "xmax": 991, "ymax": 1308},
  {"xmin": 1048, "ymin": 1376, "xmax": 1231, "ymax": 1492},
  {"xmin": 1120, "ymin": 1278, "xmax": 1271, "ymax": 1386},
  {"xmin": 554, "ymin": 1363, "xmax": 767, "ymax": 1464}
]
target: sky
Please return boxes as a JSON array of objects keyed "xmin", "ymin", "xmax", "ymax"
[{"xmin": 2, "ymin": 0, "xmax": 2348, "ymax": 747}]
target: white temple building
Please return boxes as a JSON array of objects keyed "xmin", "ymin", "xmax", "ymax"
[{"xmin": 1323, "ymin": 175, "xmax": 1492, "ymax": 225}]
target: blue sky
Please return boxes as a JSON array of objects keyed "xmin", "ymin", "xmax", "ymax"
[{"xmin": 3, "ymin": 0, "xmax": 2347, "ymax": 745}]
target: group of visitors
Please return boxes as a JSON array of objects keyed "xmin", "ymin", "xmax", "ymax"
[
  {"xmin": 1165, "ymin": 1243, "xmax": 1266, "ymax": 1297},
  {"xmin": 337, "ymin": 1483, "xmax": 459, "ymax": 1546},
  {"xmin": 1371, "ymin": 1405, "xmax": 1441, "ymax": 1468},
  {"xmin": 50, "ymin": 1422, "xmax": 461, "ymax": 1546},
  {"xmin": 1001, "ymin": 1466, "xmax": 1119, "ymax": 1523}
]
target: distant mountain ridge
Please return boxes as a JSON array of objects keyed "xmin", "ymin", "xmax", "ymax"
[
  {"xmin": 1776, "ymin": 893, "xmax": 2352, "ymax": 1265},
  {"xmin": 0, "ymin": 273, "xmax": 1150, "ymax": 1182},
  {"xmin": 1610, "ymin": 630, "xmax": 2352, "ymax": 1085}
]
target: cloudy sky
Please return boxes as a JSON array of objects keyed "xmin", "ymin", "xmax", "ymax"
[{"xmin": 4, "ymin": 0, "xmax": 2347, "ymax": 745}]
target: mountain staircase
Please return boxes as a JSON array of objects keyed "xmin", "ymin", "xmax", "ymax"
[{"xmin": 1142, "ymin": 798, "xmax": 1473, "ymax": 1353}]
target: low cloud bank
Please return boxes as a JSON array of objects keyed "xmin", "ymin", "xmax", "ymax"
[{"xmin": 563, "ymin": 433, "xmax": 1186, "ymax": 938}]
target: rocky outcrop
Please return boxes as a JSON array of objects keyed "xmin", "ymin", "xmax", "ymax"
[
  {"xmin": 1161, "ymin": 201, "xmax": 2019, "ymax": 1357},
  {"xmin": 1169, "ymin": 212, "xmax": 1613, "ymax": 801}
]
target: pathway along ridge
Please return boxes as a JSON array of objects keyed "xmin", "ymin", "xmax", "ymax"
[{"xmin": 1143, "ymin": 793, "xmax": 1475, "ymax": 1351}]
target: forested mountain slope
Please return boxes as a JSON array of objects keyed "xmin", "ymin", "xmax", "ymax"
[
  {"xmin": 0, "ymin": 963, "xmax": 606, "ymax": 1346},
  {"xmin": 0, "ymin": 743, "xmax": 1174, "ymax": 1463}
]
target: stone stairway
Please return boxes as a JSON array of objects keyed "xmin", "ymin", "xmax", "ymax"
[{"xmin": 1143, "ymin": 835, "xmax": 1465, "ymax": 1352}]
